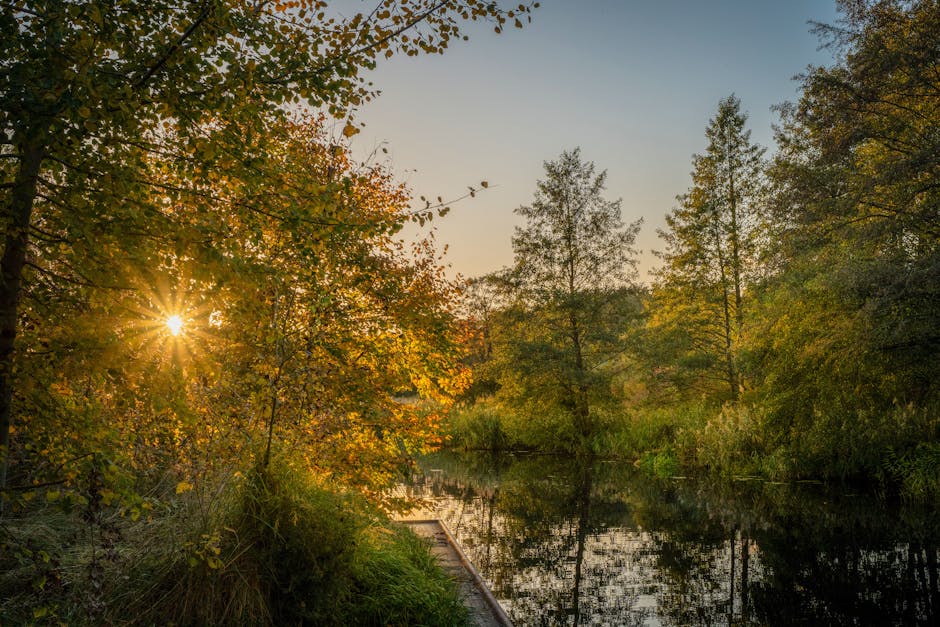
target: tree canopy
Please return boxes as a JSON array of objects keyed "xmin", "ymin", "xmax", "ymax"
[
  {"xmin": 482, "ymin": 149, "xmax": 641, "ymax": 443},
  {"xmin": 648, "ymin": 95, "xmax": 765, "ymax": 400},
  {"xmin": 0, "ymin": 0, "xmax": 537, "ymax": 488}
]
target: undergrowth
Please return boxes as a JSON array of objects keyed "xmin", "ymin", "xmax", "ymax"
[{"xmin": 0, "ymin": 453, "xmax": 467, "ymax": 626}]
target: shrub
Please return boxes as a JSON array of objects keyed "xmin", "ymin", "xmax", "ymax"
[
  {"xmin": 348, "ymin": 524, "xmax": 468, "ymax": 626},
  {"xmin": 598, "ymin": 401, "xmax": 711, "ymax": 462}
]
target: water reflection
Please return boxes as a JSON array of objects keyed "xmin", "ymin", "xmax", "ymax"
[{"xmin": 402, "ymin": 452, "xmax": 940, "ymax": 626}]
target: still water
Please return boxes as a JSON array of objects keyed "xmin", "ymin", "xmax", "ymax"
[{"xmin": 401, "ymin": 451, "xmax": 939, "ymax": 626}]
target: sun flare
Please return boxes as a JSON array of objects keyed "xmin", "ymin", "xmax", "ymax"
[{"xmin": 166, "ymin": 315, "xmax": 184, "ymax": 336}]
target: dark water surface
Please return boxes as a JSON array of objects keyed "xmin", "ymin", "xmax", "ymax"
[{"xmin": 401, "ymin": 451, "xmax": 940, "ymax": 626}]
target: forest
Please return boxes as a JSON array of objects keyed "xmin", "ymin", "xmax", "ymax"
[
  {"xmin": 1, "ymin": 0, "xmax": 937, "ymax": 624},
  {"xmin": 452, "ymin": 2, "xmax": 940, "ymax": 496}
]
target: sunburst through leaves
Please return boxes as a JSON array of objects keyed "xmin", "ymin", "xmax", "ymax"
[{"xmin": 166, "ymin": 315, "xmax": 184, "ymax": 336}]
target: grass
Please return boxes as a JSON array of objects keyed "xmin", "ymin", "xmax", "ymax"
[
  {"xmin": 444, "ymin": 397, "xmax": 579, "ymax": 453},
  {"xmin": 0, "ymin": 454, "xmax": 468, "ymax": 626},
  {"xmin": 445, "ymin": 394, "xmax": 940, "ymax": 500}
]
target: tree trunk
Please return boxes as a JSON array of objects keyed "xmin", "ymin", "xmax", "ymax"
[
  {"xmin": 711, "ymin": 206, "xmax": 738, "ymax": 400},
  {"xmin": 726, "ymin": 130, "xmax": 744, "ymax": 336},
  {"xmin": 564, "ymin": 199, "xmax": 591, "ymax": 440},
  {"xmin": 0, "ymin": 129, "xmax": 47, "ymax": 488},
  {"xmin": 569, "ymin": 311, "xmax": 591, "ymax": 439}
]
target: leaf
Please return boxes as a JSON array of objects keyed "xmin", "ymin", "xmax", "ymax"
[
  {"xmin": 176, "ymin": 481, "xmax": 194, "ymax": 494},
  {"xmin": 342, "ymin": 123, "xmax": 360, "ymax": 138}
]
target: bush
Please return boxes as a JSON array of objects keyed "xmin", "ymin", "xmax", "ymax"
[
  {"xmin": 349, "ymin": 525, "xmax": 468, "ymax": 626},
  {"xmin": 882, "ymin": 443, "xmax": 940, "ymax": 500},
  {"xmin": 125, "ymin": 457, "xmax": 468, "ymax": 626},
  {"xmin": 637, "ymin": 448, "xmax": 681, "ymax": 478},
  {"xmin": 111, "ymin": 458, "xmax": 363, "ymax": 625},
  {"xmin": 692, "ymin": 403, "xmax": 770, "ymax": 477}
]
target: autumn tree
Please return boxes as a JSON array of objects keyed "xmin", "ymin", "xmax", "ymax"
[
  {"xmin": 497, "ymin": 149, "xmax": 641, "ymax": 442},
  {"xmin": 649, "ymin": 96, "xmax": 765, "ymax": 400},
  {"xmin": 0, "ymin": 0, "xmax": 537, "ymax": 485},
  {"xmin": 5, "ymin": 110, "xmax": 470, "ymax": 509}
]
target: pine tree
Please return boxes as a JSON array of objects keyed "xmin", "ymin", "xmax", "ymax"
[{"xmin": 651, "ymin": 96, "xmax": 765, "ymax": 399}]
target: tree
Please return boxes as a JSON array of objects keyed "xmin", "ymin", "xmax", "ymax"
[
  {"xmin": 0, "ymin": 0, "xmax": 537, "ymax": 484},
  {"xmin": 7, "ymin": 112, "xmax": 469, "ymax": 504},
  {"xmin": 739, "ymin": 0, "xmax": 940, "ymax": 475},
  {"xmin": 498, "ymin": 149, "xmax": 641, "ymax": 442},
  {"xmin": 649, "ymin": 96, "xmax": 765, "ymax": 400},
  {"xmin": 766, "ymin": 0, "xmax": 940, "ymax": 388},
  {"xmin": 457, "ymin": 273, "xmax": 511, "ymax": 403}
]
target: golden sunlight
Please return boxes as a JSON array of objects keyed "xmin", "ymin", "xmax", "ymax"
[{"xmin": 166, "ymin": 315, "xmax": 184, "ymax": 336}]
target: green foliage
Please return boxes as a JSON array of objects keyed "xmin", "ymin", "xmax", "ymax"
[
  {"xmin": 691, "ymin": 403, "xmax": 774, "ymax": 478},
  {"xmin": 1, "ymin": 454, "xmax": 467, "ymax": 625},
  {"xmin": 445, "ymin": 401, "xmax": 514, "ymax": 451},
  {"xmin": 648, "ymin": 94, "xmax": 765, "ymax": 401},
  {"xmin": 882, "ymin": 443, "xmax": 940, "ymax": 501},
  {"xmin": 347, "ymin": 525, "xmax": 469, "ymax": 627},
  {"xmin": 721, "ymin": 0, "xmax": 940, "ymax": 485},
  {"xmin": 621, "ymin": 1, "xmax": 940, "ymax": 490},
  {"xmin": 458, "ymin": 150, "xmax": 640, "ymax": 449},
  {"xmin": 472, "ymin": 149, "xmax": 642, "ymax": 446},
  {"xmin": 637, "ymin": 448, "xmax": 680, "ymax": 479},
  {"xmin": 597, "ymin": 402, "xmax": 710, "ymax": 462},
  {"xmin": 444, "ymin": 397, "xmax": 578, "ymax": 453}
]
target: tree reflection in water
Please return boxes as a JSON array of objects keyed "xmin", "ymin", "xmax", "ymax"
[{"xmin": 403, "ymin": 451, "xmax": 940, "ymax": 626}]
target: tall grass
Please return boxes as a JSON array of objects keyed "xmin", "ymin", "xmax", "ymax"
[
  {"xmin": 447, "ymin": 395, "xmax": 940, "ymax": 500},
  {"xmin": 594, "ymin": 402, "xmax": 711, "ymax": 463},
  {"xmin": 1, "ymin": 454, "xmax": 468, "ymax": 626},
  {"xmin": 444, "ymin": 397, "xmax": 578, "ymax": 452}
]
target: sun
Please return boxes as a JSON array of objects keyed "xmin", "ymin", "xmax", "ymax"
[{"xmin": 166, "ymin": 315, "xmax": 184, "ymax": 336}]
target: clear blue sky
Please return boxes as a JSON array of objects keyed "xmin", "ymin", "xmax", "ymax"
[{"xmin": 348, "ymin": 0, "xmax": 841, "ymax": 283}]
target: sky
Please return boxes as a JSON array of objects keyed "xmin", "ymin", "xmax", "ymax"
[{"xmin": 347, "ymin": 0, "xmax": 842, "ymax": 283}]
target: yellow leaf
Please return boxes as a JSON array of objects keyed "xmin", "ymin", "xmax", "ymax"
[
  {"xmin": 342, "ymin": 123, "xmax": 360, "ymax": 138},
  {"xmin": 176, "ymin": 481, "xmax": 194, "ymax": 494}
]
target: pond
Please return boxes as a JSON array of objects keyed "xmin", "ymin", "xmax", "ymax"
[{"xmin": 400, "ymin": 451, "xmax": 940, "ymax": 626}]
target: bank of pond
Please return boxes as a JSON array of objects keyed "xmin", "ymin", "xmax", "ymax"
[{"xmin": 403, "ymin": 450, "xmax": 940, "ymax": 626}]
